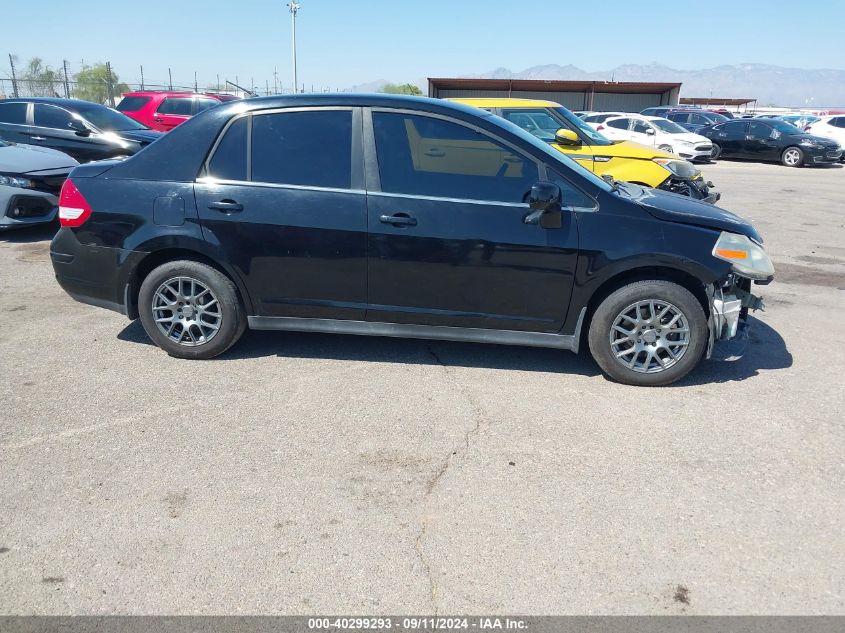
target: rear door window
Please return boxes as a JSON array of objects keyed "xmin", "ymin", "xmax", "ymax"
[
  {"xmin": 251, "ymin": 109, "xmax": 352, "ymax": 188},
  {"xmin": 116, "ymin": 96, "xmax": 151, "ymax": 112},
  {"xmin": 722, "ymin": 121, "xmax": 747, "ymax": 138},
  {"xmin": 0, "ymin": 102, "xmax": 28, "ymax": 124},
  {"xmin": 606, "ymin": 118, "xmax": 630, "ymax": 130},
  {"xmin": 748, "ymin": 121, "xmax": 773, "ymax": 138},
  {"xmin": 33, "ymin": 104, "xmax": 75, "ymax": 129},
  {"xmin": 372, "ymin": 111, "xmax": 538, "ymax": 203},
  {"xmin": 195, "ymin": 98, "xmax": 221, "ymax": 113},
  {"xmin": 207, "ymin": 116, "xmax": 248, "ymax": 181},
  {"xmin": 157, "ymin": 98, "xmax": 194, "ymax": 116}
]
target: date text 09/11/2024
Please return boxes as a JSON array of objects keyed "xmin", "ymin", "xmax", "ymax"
[{"xmin": 307, "ymin": 617, "xmax": 528, "ymax": 630}]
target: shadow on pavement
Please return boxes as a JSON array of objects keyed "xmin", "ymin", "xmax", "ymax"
[
  {"xmin": 0, "ymin": 224, "xmax": 58, "ymax": 243},
  {"xmin": 117, "ymin": 315, "xmax": 789, "ymax": 384},
  {"xmin": 117, "ymin": 319, "xmax": 601, "ymax": 377}
]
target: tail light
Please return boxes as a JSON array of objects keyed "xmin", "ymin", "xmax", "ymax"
[{"xmin": 58, "ymin": 178, "xmax": 92, "ymax": 227}]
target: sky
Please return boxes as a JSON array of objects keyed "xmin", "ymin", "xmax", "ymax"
[{"xmin": 3, "ymin": 0, "xmax": 845, "ymax": 92}]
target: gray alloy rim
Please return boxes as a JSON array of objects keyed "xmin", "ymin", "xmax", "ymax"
[
  {"xmin": 152, "ymin": 276, "xmax": 222, "ymax": 346},
  {"xmin": 711, "ymin": 145, "xmax": 720, "ymax": 158},
  {"xmin": 784, "ymin": 148, "xmax": 801, "ymax": 166},
  {"xmin": 659, "ymin": 145, "xmax": 673, "ymax": 153},
  {"xmin": 609, "ymin": 299, "xmax": 691, "ymax": 374}
]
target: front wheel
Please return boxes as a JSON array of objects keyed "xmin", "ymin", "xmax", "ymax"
[
  {"xmin": 138, "ymin": 260, "xmax": 246, "ymax": 359},
  {"xmin": 710, "ymin": 143, "xmax": 721, "ymax": 160},
  {"xmin": 588, "ymin": 280, "xmax": 708, "ymax": 386},
  {"xmin": 781, "ymin": 146, "xmax": 804, "ymax": 167},
  {"xmin": 658, "ymin": 144, "xmax": 673, "ymax": 153}
]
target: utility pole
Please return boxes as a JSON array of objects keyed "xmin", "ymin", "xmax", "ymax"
[
  {"xmin": 8, "ymin": 54, "xmax": 18, "ymax": 98},
  {"xmin": 63, "ymin": 59, "xmax": 71, "ymax": 98},
  {"xmin": 194, "ymin": 71, "xmax": 198, "ymax": 93},
  {"xmin": 274, "ymin": 67, "xmax": 279, "ymax": 94},
  {"xmin": 288, "ymin": 1, "xmax": 301, "ymax": 93},
  {"xmin": 105, "ymin": 61, "xmax": 115, "ymax": 107},
  {"xmin": 140, "ymin": 65, "xmax": 145, "ymax": 90},
  {"xmin": 168, "ymin": 67, "xmax": 173, "ymax": 91}
]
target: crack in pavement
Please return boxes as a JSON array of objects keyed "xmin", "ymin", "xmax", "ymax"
[{"xmin": 414, "ymin": 344, "xmax": 487, "ymax": 614}]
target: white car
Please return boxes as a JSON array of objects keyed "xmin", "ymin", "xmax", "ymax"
[
  {"xmin": 599, "ymin": 115, "xmax": 713, "ymax": 162},
  {"xmin": 582, "ymin": 112, "xmax": 630, "ymax": 129},
  {"xmin": 805, "ymin": 116, "xmax": 845, "ymax": 157}
]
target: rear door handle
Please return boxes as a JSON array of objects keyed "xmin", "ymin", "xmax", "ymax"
[
  {"xmin": 379, "ymin": 213, "xmax": 417, "ymax": 227},
  {"xmin": 208, "ymin": 200, "xmax": 243, "ymax": 213}
]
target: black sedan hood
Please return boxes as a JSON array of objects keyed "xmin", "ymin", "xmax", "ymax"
[
  {"xmin": 116, "ymin": 129, "xmax": 163, "ymax": 144},
  {"xmin": 632, "ymin": 186, "xmax": 763, "ymax": 243}
]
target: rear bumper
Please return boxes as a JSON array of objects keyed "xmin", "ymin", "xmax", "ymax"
[
  {"xmin": 0, "ymin": 186, "xmax": 58, "ymax": 230},
  {"xmin": 50, "ymin": 228, "xmax": 131, "ymax": 315}
]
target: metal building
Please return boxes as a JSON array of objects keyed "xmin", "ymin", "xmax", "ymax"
[{"xmin": 428, "ymin": 78, "xmax": 682, "ymax": 112}]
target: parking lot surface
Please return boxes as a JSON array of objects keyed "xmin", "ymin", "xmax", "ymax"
[{"xmin": 1, "ymin": 160, "xmax": 843, "ymax": 614}]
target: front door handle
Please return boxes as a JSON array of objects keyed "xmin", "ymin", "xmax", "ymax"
[
  {"xmin": 154, "ymin": 117, "xmax": 163, "ymax": 122},
  {"xmin": 379, "ymin": 213, "xmax": 417, "ymax": 227},
  {"xmin": 424, "ymin": 148, "xmax": 445, "ymax": 157},
  {"xmin": 30, "ymin": 136, "xmax": 46, "ymax": 141},
  {"xmin": 208, "ymin": 200, "xmax": 243, "ymax": 213}
]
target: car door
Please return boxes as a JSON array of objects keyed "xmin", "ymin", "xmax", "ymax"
[
  {"xmin": 194, "ymin": 107, "xmax": 367, "ymax": 320},
  {"xmin": 364, "ymin": 109, "xmax": 579, "ymax": 333},
  {"xmin": 153, "ymin": 97, "xmax": 193, "ymax": 131},
  {"xmin": 602, "ymin": 117, "xmax": 633, "ymax": 143},
  {"xmin": 744, "ymin": 121, "xmax": 779, "ymax": 160},
  {"xmin": 712, "ymin": 120, "xmax": 746, "ymax": 157},
  {"xmin": 30, "ymin": 103, "xmax": 105, "ymax": 162}
]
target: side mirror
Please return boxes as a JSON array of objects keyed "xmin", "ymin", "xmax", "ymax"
[
  {"xmin": 645, "ymin": 128, "xmax": 656, "ymax": 135},
  {"xmin": 524, "ymin": 181, "xmax": 562, "ymax": 229},
  {"xmin": 554, "ymin": 128, "xmax": 580, "ymax": 146},
  {"xmin": 68, "ymin": 119, "xmax": 90, "ymax": 136}
]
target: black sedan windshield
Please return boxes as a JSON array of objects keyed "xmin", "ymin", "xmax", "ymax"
[{"xmin": 73, "ymin": 103, "xmax": 149, "ymax": 132}]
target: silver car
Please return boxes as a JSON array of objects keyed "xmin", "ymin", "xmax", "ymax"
[{"xmin": 0, "ymin": 138, "xmax": 77, "ymax": 230}]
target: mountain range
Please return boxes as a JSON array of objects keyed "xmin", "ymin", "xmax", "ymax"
[{"xmin": 352, "ymin": 63, "xmax": 845, "ymax": 107}]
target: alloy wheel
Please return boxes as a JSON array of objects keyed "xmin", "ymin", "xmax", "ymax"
[
  {"xmin": 609, "ymin": 299, "xmax": 691, "ymax": 374},
  {"xmin": 783, "ymin": 149, "xmax": 801, "ymax": 166},
  {"xmin": 151, "ymin": 276, "xmax": 222, "ymax": 346}
]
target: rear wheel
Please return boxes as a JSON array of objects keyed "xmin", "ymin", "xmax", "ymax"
[
  {"xmin": 781, "ymin": 146, "xmax": 804, "ymax": 167},
  {"xmin": 588, "ymin": 280, "xmax": 708, "ymax": 386},
  {"xmin": 138, "ymin": 260, "xmax": 246, "ymax": 359}
]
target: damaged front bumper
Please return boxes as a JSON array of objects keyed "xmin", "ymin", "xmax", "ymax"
[{"xmin": 706, "ymin": 275, "xmax": 767, "ymax": 360}]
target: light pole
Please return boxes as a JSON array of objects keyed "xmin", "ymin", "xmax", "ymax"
[{"xmin": 288, "ymin": 1, "xmax": 301, "ymax": 93}]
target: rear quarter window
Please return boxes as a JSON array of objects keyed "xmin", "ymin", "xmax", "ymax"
[
  {"xmin": 116, "ymin": 96, "xmax": 151, "ymax": 112},
  {"xmin": 207, "ymin": 116, "xmax": 248, "ymax": 181}
]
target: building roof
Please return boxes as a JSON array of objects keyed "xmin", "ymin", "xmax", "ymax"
[
  {"xmin": 680, "ymin": 97, "xmax": 757, "ymax": 106},
  {"xmin": 429, "ymin": 77, "xmax": 682, "ymax": 94}
]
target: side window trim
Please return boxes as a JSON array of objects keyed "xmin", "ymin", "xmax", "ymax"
[
  {"xmin": 365, "ymin": 106, "xmax": 541, "ymax": 204},
  {"xmin": 0, "ymin": 102, "xmax": 30, "ymax": 126}
]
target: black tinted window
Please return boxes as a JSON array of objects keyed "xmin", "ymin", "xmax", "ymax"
[
  {"xmin": 0, "ymin": 102, "xmax": 27, "ymax": 124},
  {"xmin": 196, "ymin": 98, "xmax": 220, "ymax": 113},
  {"xmin": 723, "ymin": 121, "xmax": 747, "ymax": 136},
  {"xmin": 748, "ymin": 121, "xmax": 773, "ymax": 138},
  {"xmin": 548, "ymin": 170, "xmax": 596, "ymax": 210},
  {"xmin": 373, "ymin": 112, "xmax": 538, "ymax": 203},
  {"xmin": 833, "ymin": 117, "xmax": 845, "ymax": 128},
  {"xmin": 207, "ymin": 116, "xmax": 248, "ymax": 181},
  {"xmin": 607, "ymin": 118, "xmax": 629, "ymax": 130},
  {"xmin": 251, "ymin": 110, "xmax": 352, "ymax": 188},
  {"xmin": 33, "ymin": 104, "xmax": 74, "ymax": 129},
  {"xmin": 116, "ymin": 96, "xmax": 151, "ymax": 112},
  {"xmin": 157, "ymin": 98, "xmax": 193, "ymax": 116}
]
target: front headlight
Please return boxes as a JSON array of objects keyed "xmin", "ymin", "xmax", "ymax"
[
  {"xmin": 712, "ymin": 231, "xmax": 774, "ymax": 280},
  {"xmin": 799, "ymin": 139, "xmax": 821, "ymax": 148},
  {"xmin": 0, "ymin": 175, "xmax": 33, "ymax": 188},
  {"xmin": 652, "ymin": 158, "xmax": 698, "ymax": 179}
]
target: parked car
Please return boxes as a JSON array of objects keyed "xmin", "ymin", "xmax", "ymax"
[
  {"xmin": 0, "ymin": 98, "xmax": 162, "ymax": 163},
  {"xmin": 50, "ymin": 94, "xmax": 771, "ymax": 386},
  {"xmin": 0, "ymin": 138, "xmax": 77, "ymax": 230},
  {"xmin": 572, "ymin": 111, "xmax": 593, "ymax": 119},
  {"xmin": 117, "ymin": 91, "xmax": 239, "ymax": 132},
  {"xmin": 582, "ymin": 112, "xmax": 630, "ymax": 128},
  {"xmin": 665, "ymin": 110, "xmax": 729, "ymax": 134},
  {"xmin": 804, "ymin": 116, "xmax": 845, "ymax": 155},
  {"xmin": 451, "ymin": 98, "xmax": 717, "ymax": 202},
  {"xmin": 599, "ymin": 115, "xmax": 713, "ymax": 162},
  {"xmin": 700, "ymin": 118, "xmax": 842, "ymax": 166},
  {"xmin": 774, "ymin": 114, "xmax": 820, "ymax": 130}
]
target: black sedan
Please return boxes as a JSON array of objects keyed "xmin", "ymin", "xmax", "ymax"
[
  {"xmin": 700, "ymin": 118, "xmax": 842, "ymax": 167},
  {"xmin": 0, "ymin": 98, "xmax": 162, "ymax": 163}
]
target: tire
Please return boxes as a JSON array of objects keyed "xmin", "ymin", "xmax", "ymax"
[
  {"xmin": 138, "ymin": 260, "xmax": 246, "ymax": 359},
  {"xmin": 710, "ymin": 143, "xmax": 721, "ymax": 160},
  {"xmin": 781, "ymin": 146, "xmax": 804, "ymax": 167},
  {"xmin": 658, "ymin": 144, "xmax": 673, "ymax": 153},
  {"xmin": 588, "ymin": 280, "xmax": 708, "ymax": 387}
]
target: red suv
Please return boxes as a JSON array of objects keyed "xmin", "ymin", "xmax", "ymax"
[{"xmin": 116, "ymin": 92, "xmax": 238, "ymax": 132}]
